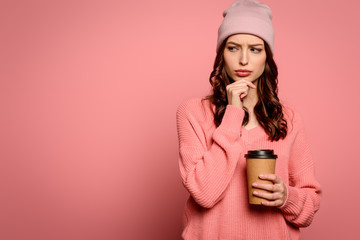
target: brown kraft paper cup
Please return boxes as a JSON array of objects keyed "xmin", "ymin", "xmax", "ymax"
[{"xmin": 245, "ymin": 149, "xmax": 277, "ymax": 205}]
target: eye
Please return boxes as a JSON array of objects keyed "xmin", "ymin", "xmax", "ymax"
[
  {"xmin": 251, "ymin": 48, "xmax": 262, "ymax": 53},
  {"xmin": 227, "ymin": 46, "xmax": 238, "ymax": 51}
]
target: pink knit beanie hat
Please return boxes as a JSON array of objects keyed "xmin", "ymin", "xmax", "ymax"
[{"xmin": 216, "ymin": 0, "xmax": 274, "ymax": 55}]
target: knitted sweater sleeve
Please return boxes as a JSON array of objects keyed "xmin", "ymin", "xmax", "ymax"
[
  {"xmin": 278, "ymin": 110, "xmax": 322, "ymax": 227},
  {"xmin": 176, "ymin": 99, "xmax": 245, "ymax": 208}
]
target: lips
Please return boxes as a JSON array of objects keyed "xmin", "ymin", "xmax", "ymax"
[{"xmin": 235, "ymin": 70, "xmax": 251, "ymax": 77}]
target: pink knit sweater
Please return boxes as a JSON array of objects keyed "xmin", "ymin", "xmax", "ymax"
[{"xmin": 176, "ymin": 98, "xmax": 322, "ymax": 240}]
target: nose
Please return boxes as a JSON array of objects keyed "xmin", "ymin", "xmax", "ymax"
[{"xmin": 239, "ymin": 50, "xmax": 248, "ymax": 65}]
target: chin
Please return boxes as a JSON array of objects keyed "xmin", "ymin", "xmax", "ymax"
[{"xmin": 234, "ymin": 76, "xmax": 254, "ymax": 82}]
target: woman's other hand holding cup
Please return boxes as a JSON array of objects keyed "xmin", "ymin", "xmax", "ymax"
[{"xmin": 252, "ymin": 174, "xmax": 287, "ymax": 207}]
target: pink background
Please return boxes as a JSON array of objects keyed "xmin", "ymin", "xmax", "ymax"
[{"xmin": 1, "ymin": 0, "xmax": 359, "ymax": 239}]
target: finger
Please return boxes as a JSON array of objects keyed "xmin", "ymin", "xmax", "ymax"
[
  {"xmin": 261, "ymin": 199, "xmax": 283, "ymax": 207},
  {"xmin": 252, "ymin": 182, "xmax": 280, "ymax": 192},
  {"xmin": 227, "ymin": 84, "xmax": 250, "ymax": 92},
  {"xmin": 259, "ymin": 174, "xmax": 281, "ymax": 184},
  {"xmin": 240, "ymin": 92, "xmax": 247, "ymax": 100},
  {"xmin": 227, "ymin": 82, "xmax": 249, "ymax": 90},
  {"xmin": 230, "ymin": 79, "xmax": 256, "ymax": 89},
  {"xmin": 228, "ymin": 86, "xmax": 249, "ymax": 94},
  {"xmin": 236, "ymin": 79, "xmax": 256, "ymax": 88},
  {"xmin": 253, "ymin": 190, "xmax": 283, "ymax": 201}
]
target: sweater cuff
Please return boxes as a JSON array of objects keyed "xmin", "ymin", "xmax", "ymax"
[
  {"xmin": 220, "ymin": 104, "xmax": 244, "ymax": 133},
  {"xmin": 277, "ymin": 185, "xmax": 299, "ymax": 214}
]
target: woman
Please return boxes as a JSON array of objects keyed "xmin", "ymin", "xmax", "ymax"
[{"xmin": 175, "ymin": 0, "xmax": 322, "ymax": 239}]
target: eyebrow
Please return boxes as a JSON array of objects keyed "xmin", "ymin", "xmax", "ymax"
[{"xmin": 227, "ymin": 41, "xmax": 264, "ymax": 47}]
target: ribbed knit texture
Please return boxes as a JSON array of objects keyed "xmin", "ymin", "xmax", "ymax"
[{"xmin": 176, "ymin": 97, "xmax": 322, "ymax": 240}]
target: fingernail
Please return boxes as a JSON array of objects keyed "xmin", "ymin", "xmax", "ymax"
[
  {"xmin": 259, "ymin": 174, "xmax": 264, "ymax": 178},
  {"xmin": 252, "ymin": 183, "xmax": 258, "ymax": 187},
  {"xmin": 253, "ymin": 191, "xmax": 258, "ymax": 195}
]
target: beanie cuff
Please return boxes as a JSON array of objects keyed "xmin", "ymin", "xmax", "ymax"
[{"xmin": 217, "ymin": 15, "xmax": 274, "ymax": 55}]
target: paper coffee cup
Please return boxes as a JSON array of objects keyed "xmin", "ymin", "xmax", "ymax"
[{"xmin": 245, "ymin": 149, "xmax": 277, "ymax": 205}]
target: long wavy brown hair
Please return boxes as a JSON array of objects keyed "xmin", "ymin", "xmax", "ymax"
[{"xmin": 203, "ymin": 36, "xmax": 287, "ymax": 141}]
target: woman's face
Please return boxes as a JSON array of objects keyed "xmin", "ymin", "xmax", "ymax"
[{"xmin": 223, "ymin": 33, "xmax": 267, "ymax": 82}]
